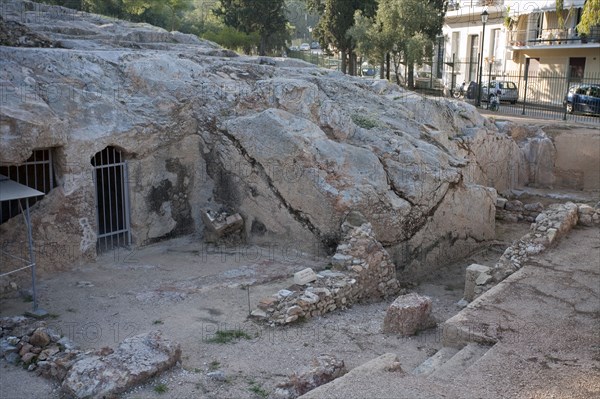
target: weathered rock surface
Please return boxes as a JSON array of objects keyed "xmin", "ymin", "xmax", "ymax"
[
  {"xmin": 61, "ymin": 331, "xmax": 181, "ymax": 399},
  {"xmin": 383, "ymin": 293, "xmax": 434, "ymax": 336},
  {"xmin": 1, "ymin": 0, "xmax": 497, "ymax": 284}
]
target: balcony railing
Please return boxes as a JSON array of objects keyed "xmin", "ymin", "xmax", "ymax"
[
  {"xmin": 507, "ymin": 28, "xmax": 600, "ymax": 47},
  {"xmin": 448, "ymin": 0, "xmax": 503, "ymax": 8}
]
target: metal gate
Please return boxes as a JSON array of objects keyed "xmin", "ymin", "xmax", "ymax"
[{"xmin": 92, "ymin": 147, "xmax": 131, "ymax": 253}]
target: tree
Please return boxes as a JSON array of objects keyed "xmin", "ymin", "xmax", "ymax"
[
  {"xmin": 307, "ymin": 0, "xmax": 377, "ymax": 75},
  {"xmin": 353, "ymin": 0, "xmax": 446, "ymax": 88},
  {"xmin": 577, "ymin": 0, "xmax": 600, "ymax": 35},
  {"xmin": 214, "ymin": 0, "xmax": 289, "ymax": 56}
]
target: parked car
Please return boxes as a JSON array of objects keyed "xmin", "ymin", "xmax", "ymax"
[
  {"xmin": 288, "ymin": 45, "xmax": 299, "ymax": 52},
  {"xmin": 564, "ymin": 84, "xmax": 600, "ymax": 116},
  {"xmin": 481, "ymin": 80, "xmax": 518, "ymax": 103},
  {"xmin": 299, "ymin": 43, "xmax": 310, "ymax": 51},
  {"xmin": 310, "ymin": 41, "xmax": 320, "ymax": 49}
]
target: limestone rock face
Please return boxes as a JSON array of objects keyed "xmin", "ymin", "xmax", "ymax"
[
  {"xmin": 61, "ymin": 331, "xmax": 181, "ymax": 399},
  {"xmin": 1, "ymin": 0, "xmax": 498, "ymax": 281}
]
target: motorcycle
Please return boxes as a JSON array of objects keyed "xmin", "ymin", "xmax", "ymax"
[
  {"xmin": 488, "ymin": 90, "xmax": 501, "ymax": 111},
  {"xmin": 452, "ymin": 82, "xmax": 466, "ymax": 98}
]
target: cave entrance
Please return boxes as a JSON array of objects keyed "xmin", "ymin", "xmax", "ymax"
[{"xmin": 91, "ymin": 146, "xmax": 131, "ymax": 253}]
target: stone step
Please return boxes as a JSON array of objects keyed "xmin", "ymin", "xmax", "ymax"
[
  {"xmin": 427, "ymin": 343, "xmax": 491, "ymax": 381},
  {"xmin": 411, "ymin": 347, "xmax": 460, "ymax": 377}
]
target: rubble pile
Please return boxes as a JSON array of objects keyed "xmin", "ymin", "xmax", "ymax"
[
  {"xmin": 274, "ymin": 354, "xmax": 347, "ymax": 399},
  {"xmin": 252, "ymin": 215, "xmax": 401, "ymax": 325},
  {"xmin": 0, "ymin": 316, "xmax": 180, "ymax": 399}
]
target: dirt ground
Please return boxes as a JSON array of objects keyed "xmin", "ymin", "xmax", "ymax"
[{"xmin": 0, "ymin": 221, "xmax": 530, "ymax": 399}]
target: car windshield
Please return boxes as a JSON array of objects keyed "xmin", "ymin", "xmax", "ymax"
[
  {"xmin": 588, "ymin": 86, "xmax": 600, "ymax": 98},
  {"xmin": 499, "ymin": 82, "xmax": 517, "ymax": 90}
]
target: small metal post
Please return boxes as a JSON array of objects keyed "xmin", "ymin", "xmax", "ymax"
[
  {"xmin": 25, "ymin": 199, "xmax": 37, "ymax": 311},
  {"xmin": 563, "ymin": 67, "xmax": 572, "ymax": 121},
  {"xmin": 522, "ymin": 65, "xmax": 529, "ymax": 115}
]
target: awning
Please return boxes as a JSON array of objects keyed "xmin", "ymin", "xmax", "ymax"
[
  {"xmin": 0, "ymin": 173, "xmax": 46, "ymax": 317},
  {"xmin": 0, "ymin": 174, "xmax": 44, "ymax": 201}
]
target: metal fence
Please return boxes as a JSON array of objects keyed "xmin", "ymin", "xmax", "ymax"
[{"xmin": 482, "ymin": 70, "xmax": 600, "ymax": 124}]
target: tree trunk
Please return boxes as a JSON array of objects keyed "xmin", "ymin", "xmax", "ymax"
[
  {"xmin": 259, "ymin": 36, "xmax": 267, "ymax": 56},
  {"xmin": 380, "ymin": 56, "xmax": 385, "ymax": 79},
  {"xmin": 348, "ymin": 48, "xmax": 355, "ymax": 76},
  {"xmin": 386, "ymin": 52, "xmax": 391, "ymax": 81},
  {"xmin": 408, "ymin": 63, "xmax": 415, "ymax": 89},
  {"xmin": 341, "ymin": 50, "xmax": 347, "ymax": 74},
  {"xmin": 358, "ymin": 56, "xmax": 363, "ymax": 76}
]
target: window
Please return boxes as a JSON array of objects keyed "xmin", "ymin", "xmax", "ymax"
[
  {"xmin": 468, "ymin": 34, "xmax": 479, "ymax": 81},
  {"xmin": 451, "ymin": 32, "xmax": 460, "ymax": 59},
  {"xmin": 490, "ymin": 29, "xmax": 501, "ymax": 58},
  {"xmin": 0, "ymin": 149, "xmax": 55, "ymax": 224},
  {"xmin": 569, "ymin": 57, "xmax": 586, "ymax": 81}
]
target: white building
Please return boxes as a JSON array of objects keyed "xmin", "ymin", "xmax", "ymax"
[{"xmin": 439, "ymin": 0, "xmax": 600, "ymax": 94}]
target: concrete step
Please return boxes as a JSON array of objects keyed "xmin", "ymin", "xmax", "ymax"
[
  {"xmin": 427, "ymin": 343, "xmax": 491, "ymax": 381},
  {"xmin": 411, "ymin": 347, "xmax": 460, "ymax": 376}
]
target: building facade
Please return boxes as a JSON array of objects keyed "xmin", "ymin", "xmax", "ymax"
[{"xmin": 439, "ymin": 0, "xmax": 600, "ymax": 103}]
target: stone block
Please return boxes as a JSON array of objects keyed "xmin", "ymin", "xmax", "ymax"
[
  {"xmin": 382, "ymin": 293, "xmax": 433, "ymax": 336},
  {"xmin": 505, "ymin": 200, "xmax": 524, "ymax": 212},
  {"xmin": 293, "ymin": 268, "xmax": 317, "ymax": 285},
  {"xmin": 258, "ymin": 297, "xmax": 278, "ymax": 310},
  {"xmin": 524, "ymin": 202, "xmax": 544, "ymax": 213},
  {"xmin": 201, "ymin": 210, "xmax": 244, "ymax": 242},
  {"xmin": 29, "ymin": 328, "xmax": 51, "ymax": 348},
  {"xmin": 496, "ymin": 197, "xmax": 508, "ymax": 208},
  {"xmin": 464, "ymin": 264, "xmax": 492, "ymax": 302}
]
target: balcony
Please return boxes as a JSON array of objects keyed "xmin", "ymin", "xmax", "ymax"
[
  {"xmin": 507, "ymin": 28, "xmax": 600, "ymax": 48},
  {"xmin": 448, "ymin": 0, "xmax": 503, "ymax": 8}
]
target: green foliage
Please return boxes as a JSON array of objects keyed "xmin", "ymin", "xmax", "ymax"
[
  {"xmin": 351, "ymin": 113, "xmax": 379, "ymax": 129},
  {"xmin": 351, "ymin": 0, "xmax": 446, "ymax": 87},
  {"xmin": 214, "ymin": 0, "xmax": 289, "ymax": 55},
  {"xmin": 577, "ymin": 0, "xmax": 600, "ymax": 35},
  {"xmin": 307, "ymin": 0, "xmax": 377, "ymax": 74},
  {"xmin": 248, "ymin": 381, "xmax": 268, "ymax": 398},
  {"xmin": 203, "ymin": 26, "xmax": 260, "ymax": 54},
  {"xmin": 153, "ymin": 383, "xmax": 168, "ymax": 394},
  {"xmin": 205, "ymin": 329, "xmax": 251, "ymax": 344},
  {"xmin": 209, "ymin": 360, "xmax": 221, "ymax": 371}
]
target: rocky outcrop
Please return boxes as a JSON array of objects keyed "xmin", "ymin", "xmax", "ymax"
[{"xmin": 2, "ymin": 0, "xmax": 496, "ymax": 284}]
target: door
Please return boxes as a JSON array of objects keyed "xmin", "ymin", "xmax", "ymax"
[
  {"xmin": 92, "ymin": 147, "xmax": 131, "ymax": 253},
  {"xmin": 468, "ymin": 35, "xmax": 479, "ymax": 82}
]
